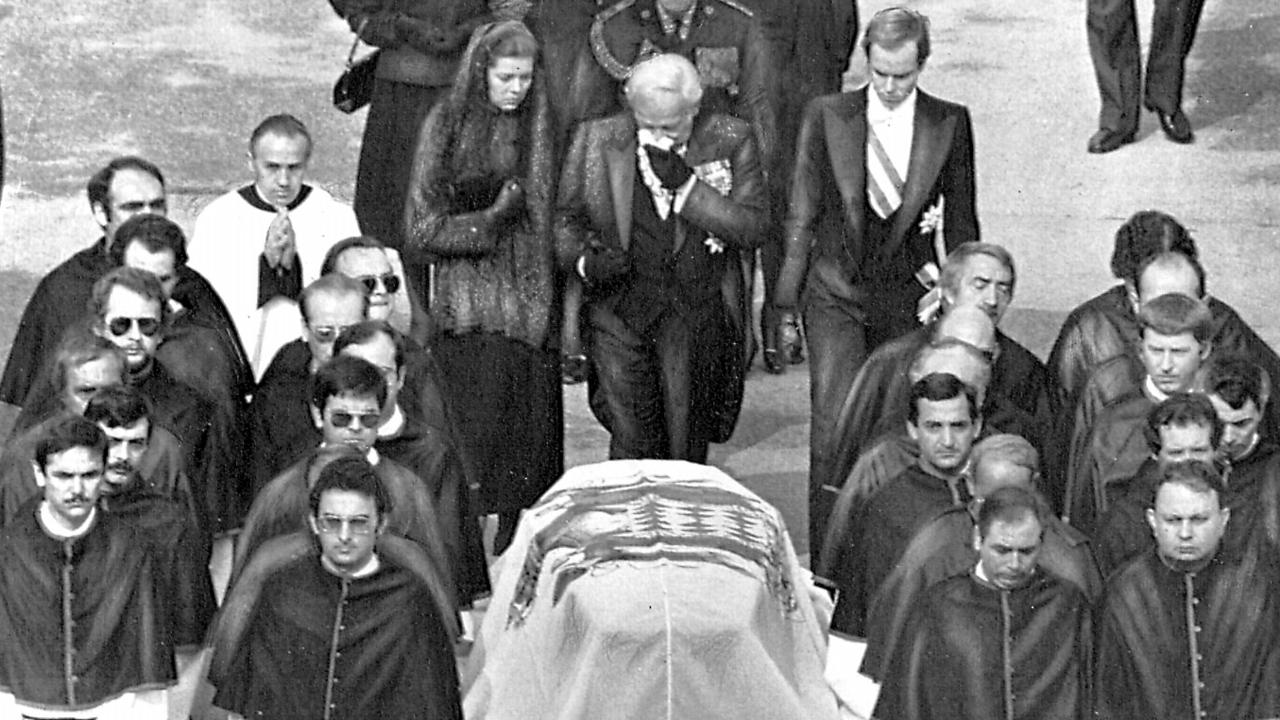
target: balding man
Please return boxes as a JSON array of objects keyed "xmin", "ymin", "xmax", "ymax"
[
  {"xmin": 875, "ymin": 485, "xmax": 1093, "ymax": 720},
  {"xmin": 554, "ymin": 54, "xmax": 766, "ymax": 462},
  {"xmin": 861, "ymin": 436, "xmax": 1099, "ymax": 684},
  {"xmin": 190, "ymin": 114, "xmax": 362, "ymax": 376},
  {"xmin": 0, "ymin": 157, "xmax": 238, "ymax": 410},
  {"xmin": 248, "ymin": 273, "xmax": 368, "ymax": 492}
]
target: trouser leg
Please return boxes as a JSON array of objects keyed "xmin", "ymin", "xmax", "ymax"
[
  {"xmin": 591, "ymin": 310, "xmax": 668, "ymax": 459},
  {"xmin": 803, "ymin": 289, "xmax": 869, "ymax": 562},
  {"xmin": 1086, "ymin": 0, "xmax": 1143, "ymax": 132},
  {"xmin": 1144, "ymin": 0, "xmax": 1208, "ymax": 112}
]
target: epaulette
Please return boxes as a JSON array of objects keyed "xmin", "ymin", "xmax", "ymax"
[
  {"xmin": 590, "ymin": 0, "xmax": 638, "ymax": 81},
  {"xmin": 710, "ymin": 0, "xmax": 754, "ymax": 19}
]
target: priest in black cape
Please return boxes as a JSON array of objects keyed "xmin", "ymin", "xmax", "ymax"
[
  {"xmin": 861, "ymin": 435, "xmax": 1099, "ymax": 684},
  {"xmin": 0, "ymin": 416, "xmax": 174, "ymax": 716},
  {"xmin": 334, "ymin": 320, "xmax": 489, "ymax": 605},
  {"xmin": 247, "ymin": 273, "xmax": 367, "ymax": 494},
  {"xmin": 875, "ymin": 485, "xmax": 1091, "ymax": 720},
  {"xmin": 1095, "ymin": 460, "xmax": 1280, "ymax": 719},
  {"xmin": 0, "ymin": 156, "xmax": 243, "ymax": 409},
  {"xmin": 829, "ymin": 372, "xmax": 982, "ymax": 637},
  {"xmin": 208, "ymin": 462, "xmax": 460, "ymax": 720}
]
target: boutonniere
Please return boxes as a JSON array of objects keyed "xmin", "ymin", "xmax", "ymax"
[
  {"xmin": 694, "ymin": 159, "xmax": 733, "ymax": 255},
  {"xmin": 915, "ymin": 196, "xmax": 947, "ymax": 324}
]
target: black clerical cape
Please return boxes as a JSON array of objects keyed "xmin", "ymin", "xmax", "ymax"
[
  {"xmin": 862, "ymin": 505, "xmax": 1100, "ymax": 683},
  {"xmin": 0, "ymin": 500, "xmax": 174, "ymax": 709},
  {"xmin": 830, "ymin": 463, "xmax": 970, "ymax": 636},
  {"xmin": 0, "ymin": 239, "xmax": 243, "ymax": 408},
  {"xmin": 210, "ymin": 535, "xmax": 461, "ymax": 720},
  {"xmin": 876, "ymin": 569, "xmax": 1091, "ymax": 720},
  {"xmin": 1095, "ymin": 548, "xmax": 1280, "ymax": 719}
]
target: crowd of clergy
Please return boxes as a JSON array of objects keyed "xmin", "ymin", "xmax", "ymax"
[{"xmin": 0, "ymin": 0, "xmax": 1277, "ymax": 719}]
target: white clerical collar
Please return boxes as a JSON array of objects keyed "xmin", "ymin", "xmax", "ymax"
[
  {"xmin": 1144, "ymin": 376, "xmax": 1171, "ymax": 403},
  {"xmin": 377, "ymin": 403, "xmax": 406, "ymax": 439},
  {"xmin": 321, "ymin": 551, "xmax": 381, "ymax": 580},
  {"xmin": 973, "ymin": 560, "xmax": 990, "ymax": 583},
  {"xmin": 39, "ymin": 502, "xmax": 97, "ymax": 539},
  {"xmin": 867, "ymin": 87, "xmax": 918, "ymax": 126}
]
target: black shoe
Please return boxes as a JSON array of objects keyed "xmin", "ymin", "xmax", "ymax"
[
  {"xmin": 1087, "ymin": 128, "xmax": 1135, "ymax": 154},
  {"xmin": 763, "ymin": 348, "xmax": 786, "ymax": 374},
  {"xmin": 1147, "ymin": 104, "xmax": 1194, "ymax": 144}
]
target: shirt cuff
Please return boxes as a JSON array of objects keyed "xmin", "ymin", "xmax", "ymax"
[{"xmin": 672, "ymin": 174, "xmax": 698, "ymax": 214}]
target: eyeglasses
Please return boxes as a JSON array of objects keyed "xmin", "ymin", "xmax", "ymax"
[
  {"xmin": 356, "ymin": 273, "xmax": 401, "ymax": 295},
  {"xmin": 315, "ymin": 515, "xmax": 375, "ymax": 535},
  {"xmin": 106, "ymin": 317, "xmax": 161, "ymax": 337},
  {"xmin": 310, "ymin": 324, "xmax": 352, "ymax": 343},
  {"xmin": 329, "ymin": 411, "xmax": 382, "ymax": 430}
]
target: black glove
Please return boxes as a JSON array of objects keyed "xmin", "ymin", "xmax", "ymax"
[
  {"xmin": 485, "ymin": 179, "xmax": 524, "ymax": 223},
  {"xmin": 581, "ymin": 244, "xmax": 630, "ymax": 286},
  {"xmin": 644, "ymin": 146, "xmax": 693, "ymax": 190}
]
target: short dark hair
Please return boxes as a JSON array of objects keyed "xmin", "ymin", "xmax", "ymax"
[
  {"xmin": 862, "ymin": 6, "xmax": 931, "ymax": 65},
  {"xmin": 108, "ymin": 214, "xmax": 189, "ymax": 268},
  {"xmin": 1206, "ymin": 354, "xmax": 1269, "ymax": 412},
  {"xmin": 1144, "ymin": 393, "xmax": 1222, "ymax": 455},
  {"xmin": 35, "ymin": 415, "xmax": 107, "ymax": 473},
  {"xmin": 299, "ymin": 273, "xmax": 367, "ymax": 325},
  {"xmin": 320, "ymin": 236, "xmax": 389, "ymax": 277},
  {"xmin": 940, "ymin": 242, "xmax": 1016, "ymax": 297},
  {"xmin": 309, "ymin": 355, "xmax": 388, "ymax": 411},
  {"xmin": 1111, "ymin": 210, "xmax": 1197, "ymax": 283},
  {"xmin": 1135, "ymin": 251, "xmax": 1206, "ymax": 299},
  {"xmin": 89, "ymin": 266, "xmax": 169, "ymax": 326},
  {"xmin": 1150, "ymin": 460, "xmax": 1225, "ymax": 508},
  {"xmin": 308, "ymin": 454, "xmax": 391, "ymax": 518},
  {"xmin": 249, "ymin": 113, "xmax": 312, "ymax": 158},
  {"xmin": 86, "ymin": 156, "xmax": 165, "ymax": 215},
  {"xmin": 51, "ymin": 327, "xmax": 125, "ymax": 397},
  {"xmin": 1137, "ymin": 292, "xmax": 1213, "ymax": 344},
  {"xmin": 976, "ymin": 484, "xmax": 1047, "ymax": 539},
  {"xmin": 333, "ymin": 320, "xmax": 408, "ymax": 371},
  {"xmin": 908, "ymin": 372, "xmax": 978, "ymax": 425},
  {"xmin": 83, "ymin": 385, "xmax": 151, "ymax": 429}
]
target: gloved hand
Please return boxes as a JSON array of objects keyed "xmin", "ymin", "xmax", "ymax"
[
  {"xmin": 395, "ymin": 15, "xmax": 462, "ymax": 54},
  {"xmin": 581, "ymin": 244, "xmax": 630, "ymax": 286},
  {"xmin": 486, "ymin": 178, "xmax": 524, "ymax": 223},
  {"xmin": 643, "ymin": 145, "xmax": 693, "ymax": 190}
]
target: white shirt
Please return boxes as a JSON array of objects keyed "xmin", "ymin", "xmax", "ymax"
[{"xmin": 866, "ymin": 88, "xmax": 917, "ymax": 181}]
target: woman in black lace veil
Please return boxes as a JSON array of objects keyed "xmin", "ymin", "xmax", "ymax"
[{"xmin": 405, "ymin": 20, "xmax": 561, "ymax": 554}]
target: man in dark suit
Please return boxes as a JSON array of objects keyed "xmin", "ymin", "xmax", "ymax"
[
  {"xmin": 1086, "ymin": 0, "xmax": 1205, "ymax": 152},
  {"xmin": 555, "ymin": 53, "xmax": 767, "ymax": 462},
  {"xmin": 774, "ymin": 6, "xmax": 979, "ymax": 552}
]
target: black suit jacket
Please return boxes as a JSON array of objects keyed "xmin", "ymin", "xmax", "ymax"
[{"xmin": 776, "ymin": 87, "xmax": 979, "ymax": 313}]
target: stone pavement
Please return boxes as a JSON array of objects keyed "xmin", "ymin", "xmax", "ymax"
[{"xmin": 2, "ymin": 0, "xmax": 1279, "ymax": 554}]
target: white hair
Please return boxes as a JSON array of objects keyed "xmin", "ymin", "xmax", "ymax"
[{"xmin": 624, "ymin": 53, "xmax": 703, "ymax": 110}]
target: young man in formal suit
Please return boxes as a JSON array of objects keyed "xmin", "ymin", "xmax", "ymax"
[{"xmin": 774, "ymin": 6, "xmax": 979, "ymax": 553}]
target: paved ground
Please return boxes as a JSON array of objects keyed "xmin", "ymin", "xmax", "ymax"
[{"xmin": 2, "ymin": 0, "xmax": 1279, "ymax": 555}]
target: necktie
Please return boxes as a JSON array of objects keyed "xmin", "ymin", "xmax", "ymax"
[{"xmin": 867, "ymin": 124, "xmax": 904, "ymax": 219}]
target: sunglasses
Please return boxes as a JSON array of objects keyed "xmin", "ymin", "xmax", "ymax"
[
  {"xmin": 106, "ymin": 317, "xmax": 161, "ymax": 338},
  {"xmin": 356, "ymin": 273, "xmax": 401, "ymax": 295},
  {"xmin": 310, "ymin": 324, "xmax": 352, "ymax": 343},
  {"xmin": 329, "ymin": 411, "xmax": 382, "ymax": 430},
  {"xmin": 315, "ymin": 515, "xmax": 375, "ymax": 535}
]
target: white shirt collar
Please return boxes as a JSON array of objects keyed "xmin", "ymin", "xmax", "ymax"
[
  {"xmin": 867, "ymin": 87, "xmax": 918, "ymax": 126},
  {"xmin": 39, "ymin": 502, "xmax": 97, "ymax": 539},
  {"xmin": 321, "ymin": 551, "xmax": 381, "ymax": 579},
  {"xmin": 1144, "ymin": 376, "xmax": 1171, "ymax": 404}
]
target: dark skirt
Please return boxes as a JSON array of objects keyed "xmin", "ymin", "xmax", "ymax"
[
  {"xmin": 431, "ymin": 332, "xmax": 564, "ymax": 515},
  {"xmin": 354, "ymin": 79, "xmax": 447, "ymax": 252}
]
